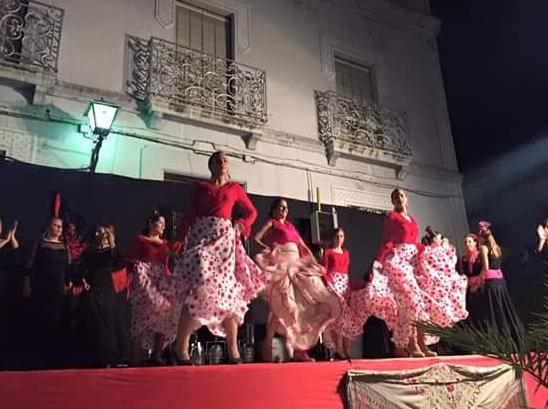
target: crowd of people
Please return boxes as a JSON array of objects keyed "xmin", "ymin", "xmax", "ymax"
[{"xmin": 0, "ymin": 150, "xmax": 542, "ymax": 369}]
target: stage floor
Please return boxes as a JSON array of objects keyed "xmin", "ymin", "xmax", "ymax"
[{"xmin": 1, "ymin": 355, "xmax": 546, "ymax": 409}]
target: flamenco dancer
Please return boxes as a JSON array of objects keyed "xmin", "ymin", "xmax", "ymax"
[
  {"xmin": 321, "ymin": 228, "xmax": 397, "ymax": 359},
  {"xmin": 254, "ymin": 198, "xmax": 341, "ymax": 362},
  {"xmin": 173, "ymin": 151, "xmax": 264, "ymax": 364},
  {"xmin": 321, "ymin": 228, "xmax": 353, "ymax": 358},
  {"xmin": 458, "ymin": 233, "xmax": 483, "ymax": 325},
  {"xmin": 127, "ymin": 211, "xmax": 182, "ymax": 366},
  {"xmin": 418, "ymin": 226, "xmax": 468, "ymax": 329},
  {"xmin": 80, "ymin": 225, "xmax": 129, "ymax": 367},
  {"xmin": 474, "ymin": 221, "xmax": 526, "ymax": 346},
  {"xmin": 375, "ymin": 189, "xmax": 435, "ymax": 357}
]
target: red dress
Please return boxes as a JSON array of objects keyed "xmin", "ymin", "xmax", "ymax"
[
  {"xmin": 180, "ymin": 181, "xmax": 257, "ymax": 239},
  {"xmin": 264, "ymin": 219, "xmax": 302, "ymax": 247},
  {"xmin": 128, "ymin": 235, "xmax": 180, "ymax": 350},
  {"xmin": 322, "ymin": 248, "xmax": 397, "ymax": 352},
  {"xmin": 172, "ymin": 181, "xmax": 264, "ymax": 338},
  {"xmin": 376, "ymin": 211, "xmax": 430, "ymax": 348},
  {"xmin": 322, "ymin": 248, "xmax": 350, "ymax": 294},
  {"xmin": 127, "ymin": 235, "xmax": 172, "ymax": 263}
]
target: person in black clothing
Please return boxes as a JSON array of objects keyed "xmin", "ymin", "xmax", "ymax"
[
  {"xmin": 23, "ymin": 217, "xmax": 70, "ymax": 368},
  {"xmin": 458, "ymin": 233, "xmax": 483, "ymax": 324},
  {"xmin": 475, "ymin": 221, "xmax": 526, "ymax": 347},
  {"xmin": 0, "ymin": 218, "xmax": 20, "ymax": 295},
  {"xmin": 0, "ymin": 218, "xmax": 20, "ymax": 368},
  {"xmin": 80, "ymin": 225, "xmax": 129, "ymax": 367}
]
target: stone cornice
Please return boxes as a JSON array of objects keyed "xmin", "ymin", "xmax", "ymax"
[
  {"xmin": 353, "ymin": 0, "xmax": 441, "ymax": 37},
  {"xmin": 292, "ymin": 0, "xmax": 440, "ymax": 37}
]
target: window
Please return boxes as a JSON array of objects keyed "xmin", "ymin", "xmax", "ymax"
[
  {"xmin": 176, "ymin": 2, "xmax": 232, "ymax": 59},
  {"xmin": 334, "ymin": 56, "xmax": 376, "ymax": 104}
]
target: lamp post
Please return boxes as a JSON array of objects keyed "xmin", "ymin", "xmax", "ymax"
[{"xmin": 85, "ymin": 100, "xmax": 119, "ymax": 173}]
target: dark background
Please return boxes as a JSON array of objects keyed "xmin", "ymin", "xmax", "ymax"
[
  {"xmin": 431, "ymin": 0, "xmax": 548, "ymax": 322},
  {"xmin": 0, "ymin": 160, "xmax": 385, "ymax": 366}
]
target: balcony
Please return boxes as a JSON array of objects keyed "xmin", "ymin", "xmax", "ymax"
[
  {"xmin": 0, "ymin": 0, "xmax": 63, "ymax": 95},
  {"xmin": 315, "ymin": 90, "xmax": 412, "ymax": 178},
  {"xmin": 126, "ymin": 36, "xmax": 267, "ymax": 148}
]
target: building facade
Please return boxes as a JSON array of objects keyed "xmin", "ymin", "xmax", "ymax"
[{"xmin": 0, "ymin": 0, "xmax": 468, "ymax": 242}]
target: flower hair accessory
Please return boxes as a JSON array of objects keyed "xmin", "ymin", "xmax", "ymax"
[
  {"xmin": 478, "ymin": 220, "xmax": 491, "ymax": 235},
  {"xmin": 465, "ymin": 232, "xmax": 478, "ymax": 241}
]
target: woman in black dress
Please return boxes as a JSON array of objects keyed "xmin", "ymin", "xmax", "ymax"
[
  {"xmin": 458, "ymin": 233, "xmax": 483, "ymax": 325},
  {"xmin": 80, "ymin": 225, "xmax": 130, "ymax": 367},
  {"xmin": 475, "ymin": 221, "xmax": 526, "ymax": 346},
  {"xmin": 23, "ymin": 217, "xmax": 70, "ymax": 368}
]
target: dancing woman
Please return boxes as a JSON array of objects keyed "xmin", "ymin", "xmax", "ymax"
[
  {"xmin": 173, "ymin": 151, "xmax": 264, "ymax": 364},
  {"xmin": 475, "ymin": 221, "xmax": 526, "ymax": 345},
  {"xmin": 375, "ymin": 189, "xmax": 434, "ymax": 357},
  {"xmin": 254, "ymin": 198, "xmax": 340, "ymax": 362},
  {"xmin": 417, "ymin": 227, "xmax": 468, "ymax": 328},
  {"xmin": 127, "ymin": 211, "xmax": 181, "ymax": 365},
  {"xmin": 322, "ymin": 228, "xmax": 397, "ymax": 359},
  {"xmin": 321, "ymin": 228, "xmax": 353, "ymax": 358},
  {"xmin": 458, "ymin": 233, "xmax": 483, "ymax": 322}
]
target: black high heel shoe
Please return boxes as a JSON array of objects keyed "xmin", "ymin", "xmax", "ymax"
[
  {"xmin": 147, "ymin": 356, "xmax": 167, "ymax": 367},
  {"xmin": 173, "ymin": 350, "xmax": 192, "ymax": 366},
  {"xmin": 228, "ymin": 357, "xmax": 243, "ymax": 365}
]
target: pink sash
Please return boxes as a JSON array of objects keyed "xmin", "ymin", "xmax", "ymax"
[{"xmin": 484, "ymin": 269, "xmax": 503, "ymax": 280}]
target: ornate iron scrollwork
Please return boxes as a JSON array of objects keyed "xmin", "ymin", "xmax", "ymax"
[
  {"xmin": 125, "ymin": 35, "xmax": 267, "ymax": 126},
  {"xmin": 0, "ymin": 0, "xmax": 63, "ymax": 72},
  {"xmin": 315, "ymin": 90, "xmax": 412, "ymax": 159}
]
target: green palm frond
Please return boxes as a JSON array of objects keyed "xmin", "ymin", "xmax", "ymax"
[
  {"xmin": 417, "ymin": 283, "xmax": 548, "ymax": 407},
  {"xmin": 529, "ymin": 283, "xmax": 548, "ymax": 347}
]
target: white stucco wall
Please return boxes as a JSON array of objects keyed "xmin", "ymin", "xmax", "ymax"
[{"xmin": 0, "ymin": 0, "xmax": 467, "ymax": 245}]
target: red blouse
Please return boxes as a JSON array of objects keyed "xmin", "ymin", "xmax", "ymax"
[
  {"xmin": 264, "ymin": 219, "xmax": 302, "ymax": 247},
  {"xmin": 321, "ymin": 248, "xmax": 350, "ymax": 275},
  {"xmin": 376, "ymin": 211, "xmax": 421, "ymax": 263},
  {"xmin": 126, "ymin": 235, "xmax": 176, "ymax": 263},
  {"xmin": 182, "ymin": 181, "xmax": 257, "ymax": 238}
]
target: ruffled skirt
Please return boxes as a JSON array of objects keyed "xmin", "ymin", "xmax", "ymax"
[
  {"xmin": 172, "ymin": 217, "xmax": 264, "ymax": 337},
  {"xmin": 417, "ymin": 244, "xmax": 469, "ymax": 327},
  {"xmin": 255, "ymin": 243, "xmax": 341, "ymax": 350}
]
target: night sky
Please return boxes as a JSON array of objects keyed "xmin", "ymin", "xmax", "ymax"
[
  {"xmin": 431, "ymin": 0, "xmax": 548, "ymax": 321},
  {"xmin": 431, "ymin": 0, "xmax": 548, "ymax": 172}
]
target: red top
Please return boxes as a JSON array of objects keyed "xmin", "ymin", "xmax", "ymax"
[
  {"xmin": 264, "ymin": 218, "xmax": 302, "ymax": 247},
  {"xmin": 127, "ymin": 235, "xmax": 176, "ymax": 263},
  {"xmin": 182, "ymin": 181, "xmax": 257, "ymax": 238},
  {"xmin": 376, "ymin": 211, "xmax": 421, "ymax": 262},
  {"xmin": 321, "ymin": 248, "xmax": 350, "ymax": 275}
]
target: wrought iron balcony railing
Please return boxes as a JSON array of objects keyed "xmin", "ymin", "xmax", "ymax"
[
  {"xmin": 0, "ymin": 0, "xmax": 63, "ymax": 72},
  {"xmin": 126, "ymin": 36, "xmax": 267, "ymax": 126},
  {"xmin": 315, "ymin": 90, "xmax": 412, "ymax": 160}
]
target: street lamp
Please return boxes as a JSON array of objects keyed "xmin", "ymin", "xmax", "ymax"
[{"xmin": 85, "ymin": 100, "xmax": 119, "ymax": 173}]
